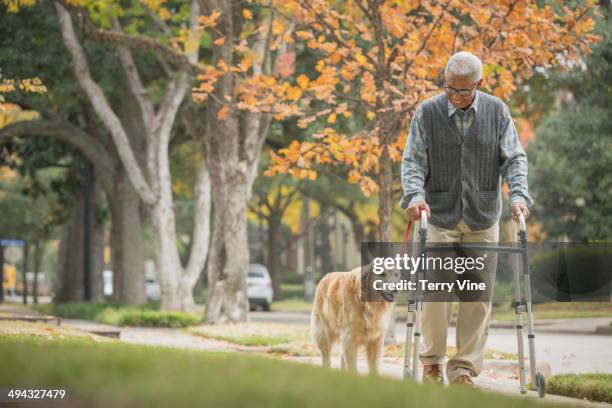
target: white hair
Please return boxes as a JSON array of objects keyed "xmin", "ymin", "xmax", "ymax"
[{"xmin": 445, "ymin": 51, "xmax": 483, "ymax": 82}]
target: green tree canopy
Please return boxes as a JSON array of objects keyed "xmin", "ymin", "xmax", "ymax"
[{"xmin": 529, "ymin": 13, "xmax": 612, "ymax": 240}]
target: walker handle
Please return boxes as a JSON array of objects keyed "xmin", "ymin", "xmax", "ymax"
[
  {"xmin": 420, "ymin": 209, "xmax": 428, "ymax": 231},
  {"xmin": 518, "ymin": 212, "xmax": 526, "ymax": 232}
]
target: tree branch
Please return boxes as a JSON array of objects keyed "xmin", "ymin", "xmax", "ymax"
[
  {"xmin": 401, "ymin": 0, "xmax": 451, "ymax": 78},
  {"xmin": 156, "ymin": 0, "xmax": 201, "ymax": 139},
  {"xmin": 0, "ymin": 119, "xmax": 117, "ymax": 196},
  {"xmin": 144, "ymin": 6, "xmax": 172, "ymax": 36},
  {"xmin": 55, "ymin": 1, "xmax": 156, "ymax": 205},
  {"xmin": 54, "ymin": 0, "xmax": 201, "ymax": 75},
  {"xmin": 113, "ymin": 18, "xmax": 156, "ymax": 134},
  {"xmin": 184, "ymin": 162, "xmax": 212, "ymax": 283}
]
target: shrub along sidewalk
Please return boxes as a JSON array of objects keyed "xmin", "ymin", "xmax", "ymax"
[{"xmin": 33, "ymin": 302, "xmax": 200, "ymax": 328}]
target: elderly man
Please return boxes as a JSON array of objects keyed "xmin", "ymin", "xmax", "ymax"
[{"xmin": 400, "ymin": 51, "xmax": 533, "ymax": 386}]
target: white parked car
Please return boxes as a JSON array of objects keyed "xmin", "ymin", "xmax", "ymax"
[
  {"xmin": 247, "ymin": 264, "xmax": 273, "ymax": 311},
  {"xmin": 145, "ymin": 276, "xmax": 160, "ymax": 301},
  {"xmin": 103, "ymin": 270, "xmax": 113, "ymax": 297},
  {"xmin": 102, "ymin": 270, "xmax": 160, "ymax": 301}
]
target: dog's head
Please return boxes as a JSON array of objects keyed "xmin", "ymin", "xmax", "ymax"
[{"xmin": 362, "ymin": 242, "xmax": 401, "ymax": 302}]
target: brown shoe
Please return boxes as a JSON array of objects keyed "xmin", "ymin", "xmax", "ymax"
[
  {"xmin": 451, "ymin": 375, "xmax": 475, "ymax": 387},
  {"xmin": 422, "ymin": 364, "xmax": 444, "ymax": 384}
]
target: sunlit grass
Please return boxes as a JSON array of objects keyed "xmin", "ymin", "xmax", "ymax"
[{"xmin": 0, "ymin": 335, "xmax": 557, "ymax": 408}]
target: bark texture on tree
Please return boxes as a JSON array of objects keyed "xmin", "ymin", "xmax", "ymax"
[
  {"xmin": 200, "ymin": 0, "xmax": 276, "ymax": 323},
  {"xmin": 203, "ymin": 99, "xmax": 250, "ymax": 321},
  {"xmin": 109, "ymin": 177, "xmax": 146, "ymax": 305},
  {"xmin": 204, "ymin": 171, "xmax": 250, "ymax": 322}
]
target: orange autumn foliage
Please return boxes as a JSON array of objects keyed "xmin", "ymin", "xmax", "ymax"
[{"xmin": 192, "ymin": 0, "xmax": 601, "ymax": 196}]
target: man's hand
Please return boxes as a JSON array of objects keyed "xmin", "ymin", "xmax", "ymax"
[
  {"xmin": 405, "ymin": 201, "xmax": 430, "ymax": 222},
  {"xmin": 511, "ymin": 202, "xmax": 530, "ymax": 221}
]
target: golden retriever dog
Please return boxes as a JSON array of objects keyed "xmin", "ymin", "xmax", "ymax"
[{"xmin": 310, "ymin": 262, "xmax": 399, "ymax": 374}]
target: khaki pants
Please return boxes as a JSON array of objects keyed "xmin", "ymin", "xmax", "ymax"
[{"xmin": 419, "ymin": 219, "xmax": 499, "ymax": 382}]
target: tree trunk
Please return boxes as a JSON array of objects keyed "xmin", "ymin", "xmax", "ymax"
[
  {"xmin": 205, "ymin": 165, "xmax": 250, "ymax": 323},
  {"xmin": 151, "ymin": 152, "xmax": 211, "ymax": 313},
  {"xmin": 21, "ymin": 242, "xmax": 28, "ymax": 305},
  {"xmin": 90, "ymin": 177, "xmax": 106, "ymax": 301},
  {"xmin": 319, "ymin": 205, "xmax": 333, "ymax": 276},
  {"xmin": 348, "ymin": 211, "xmax": 366, "ymax": 250},
  {"xmin": 379, "ymin": 134, "xmax": 397, "ymax": 343},
  {"xmin": 267, "ymin": 214, "xmax": 282, "ymax": 301},
  {"xmin": 109, "ymin": 176, "xmax": 146, "ymax": 305},
  {"xmin": 55, "ymin": 192, "xmax": 84, "ymax": 302},
  {"xmin": 151, "ymin": 198, "xmax": 184, "ymax": 311},
  {"xmin": 32, "ymin": 238, "xmax": 43, "ymax": 304},
  {"xmin": 378, "ymin": 151, "xmax": 393, "ymax": 242}
]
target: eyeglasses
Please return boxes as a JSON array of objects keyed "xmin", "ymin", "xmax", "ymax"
[{"xmin": 443, "ymin": 83, "xmax": 478, "ymax": 97}]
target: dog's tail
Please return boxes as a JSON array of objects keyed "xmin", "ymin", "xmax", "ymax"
[
  {"xmin": 309, "ymin": 303, "xmax": 319, "ymax": 342},
  {"xmin": 310, "ymin": 305, "xmax": 330, "ymax": 356},
  {"xmin": 309, "ymin": 288, "xmax": 328, "ymax": 346}
]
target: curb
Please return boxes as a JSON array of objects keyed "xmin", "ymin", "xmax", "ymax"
[{"xmin": 595, "ymin": 325, "xmax": 612, "ymax": 335}]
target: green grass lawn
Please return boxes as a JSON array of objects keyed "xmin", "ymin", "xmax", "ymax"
[
  {"xmin": 197, "ymin": 282, "xmax": 306, "ymax": 305},
  {"xmin": 281, "ymin": 283, "xmax": 305, "ymax": 299},
  {"xmin": 0, "ymin": 333, "xmax": 558, "ymax": 408},
  {"xmin": 490, "ymin": 302, "xmax": 612, "ymax": 321},
  {"xmin": 548, "ymin": 373, "xmax": 612, "ymax": 403},
  {"xmin": 191, "ymin": 323, "xmax": 309, "ymax": 346},
  {"xmin": 272, "ymin": 298, "xmax": 313, "ymax": 312},
  {"xmin": 272, "ymin": 284, "xmax": 312, "ymax": 312},
  {"xmin": 190, "ymin": 322, "xmax": 517, "ymax": 360},
  {"xmin": 0, "ymin": 320, "xmax": 113, "ymax": 343}
]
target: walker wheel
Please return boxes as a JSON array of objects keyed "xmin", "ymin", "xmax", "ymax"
[{"xmin": 535, "ymin": 372, "xmax": 546, "ymax": 398}]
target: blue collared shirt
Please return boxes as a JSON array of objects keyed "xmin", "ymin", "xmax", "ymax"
[{"xmin": 400, "ymin": 91, "xmax": 533, "ymax": 209}]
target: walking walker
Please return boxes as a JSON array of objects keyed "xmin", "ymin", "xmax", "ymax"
[{"xmin": 402, "ymin": 210, "xmax": 546, "ymax": 398}]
